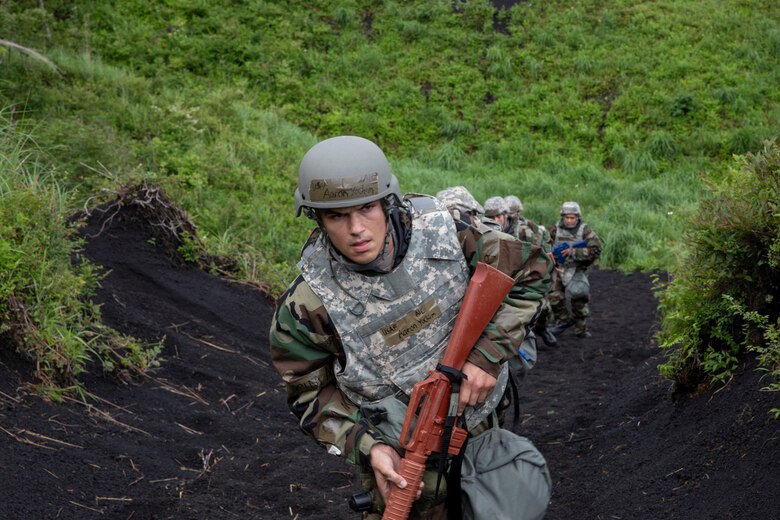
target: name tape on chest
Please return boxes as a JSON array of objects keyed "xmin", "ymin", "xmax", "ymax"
[{"xmin": 379, "ymin": 298, "xmax": 442, "ymax": 347}]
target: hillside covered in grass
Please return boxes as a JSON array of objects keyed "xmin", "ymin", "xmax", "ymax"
[
  {"xmin": 3, "ymin": 1, "xmax": 779, "ymax": 283},
  {"xmin": 1, "ymin": 1, "xmax": 778, "ymax": 395}
]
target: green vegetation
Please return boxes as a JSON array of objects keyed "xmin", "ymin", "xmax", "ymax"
[
  {"xmin": 657, "ymin": 140, "xmax": 780, "ymax": 414},
  {"xmin": 0, "ymin": 1, "xmax": 778, "ymax": 397},
  {"xmin": 0, "ymin": 111, "xmax": 160, "ymax": 398}
]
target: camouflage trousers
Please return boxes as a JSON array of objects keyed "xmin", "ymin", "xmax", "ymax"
[{"xmin": 548, "ymin": 270, "xmax": 590, "ymax": 333}]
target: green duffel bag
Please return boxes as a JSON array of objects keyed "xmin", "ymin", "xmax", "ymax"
[
  {"xmin": 566, "ymin": 270, "xmax": 590, "ymax": 299},
  {"xmin": 461, "ymin": 427, "xmax": 552, "ymax": 520}
]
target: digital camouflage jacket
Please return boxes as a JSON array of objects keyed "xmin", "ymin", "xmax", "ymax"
[{"xmin": 270, "ymin": 197, "xmax": 553, "ymax": 470}]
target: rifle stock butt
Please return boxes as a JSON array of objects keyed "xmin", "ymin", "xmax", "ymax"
[{"xmin": 439, "ymin": 262, "xmax": 514, "ymax": 369}]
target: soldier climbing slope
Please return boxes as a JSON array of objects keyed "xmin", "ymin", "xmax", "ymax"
[
  {"xmin": 270, "ymin": 136, "xmax": 552, "ymax": 519},
  {"xmin": 546, "ymin": 201, "xmax": 602, "ymax": 339}
]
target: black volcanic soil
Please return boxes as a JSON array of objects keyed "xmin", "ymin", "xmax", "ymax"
[{"xmin": 1, "ymin": 206, "xmax": 778, "ymax": 520}]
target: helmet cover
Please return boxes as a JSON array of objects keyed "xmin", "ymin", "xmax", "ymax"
[
  {"xmin": 294, "ymin": 136, "xmax": 401, "ymax": 217},
  {"xmin": 504, "ymin": 195, "xmax": 524, "ymax": 215},
  {"xmin": 435, "ymin": 186, "xmax": 485, "ymax": 214},
  {"xmin": 560, "ymin": 201, "xmax": 581, "ymax": 216},
  {"xmin": 484, "ymin": 196, "xmax": 510, "ymax": 217}
]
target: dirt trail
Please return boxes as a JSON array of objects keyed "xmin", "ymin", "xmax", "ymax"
[{"xmin": 1, "ymin": 207, "xmax": 777, "ymax": 519}]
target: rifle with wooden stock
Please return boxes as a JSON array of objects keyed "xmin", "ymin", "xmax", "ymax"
[{"xmin": 381, "ymin": 262, "xmax": 515, "ymax": 520}]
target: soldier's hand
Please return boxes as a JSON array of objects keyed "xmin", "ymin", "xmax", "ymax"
[
  {"xmin": 458, "ymin": 361, "xmax": 497, "ymax": 415},
  {"xmin": 369, "ymin": 444, "xmax": 423, "ymax": 504}
]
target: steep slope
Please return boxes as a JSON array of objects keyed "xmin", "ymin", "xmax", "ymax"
[{"xmin": 0, "ymin": 206, "xmax": 777, "ymax": 519}]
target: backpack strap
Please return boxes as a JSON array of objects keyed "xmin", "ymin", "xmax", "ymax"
[{"xmin": 508, "ymin": 371, "xmax": 521, "ymax": 431}]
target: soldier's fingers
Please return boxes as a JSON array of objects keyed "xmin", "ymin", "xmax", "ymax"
[
  {"xmin": 380, "ymin": 467, "xmax": 407, "ymax": 490},
  {"xmin": 457, "ymin": 386, "xmax": 474, "ymax": 414}
]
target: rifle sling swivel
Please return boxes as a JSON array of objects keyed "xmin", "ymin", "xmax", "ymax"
[{"xmin": 435, "ymin": 363, "xmax": 467, "ymax": 384}]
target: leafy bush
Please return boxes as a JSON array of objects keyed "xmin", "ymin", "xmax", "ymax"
[
  {"xmin": 0, "ymin": 113, "xmax": 160, "ymax": 398},
  {"xmin": 657, "ymin": 140, "xmax": 780, "ymax": 407}
]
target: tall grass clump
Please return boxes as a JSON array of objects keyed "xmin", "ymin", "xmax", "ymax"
[
  {"xmin": 657, "ymin": 140, "xmax": 780, "ymax": 412},
  {"xmin": 0, "ymin": 113, "xmax": 160, "ymax": 398}
]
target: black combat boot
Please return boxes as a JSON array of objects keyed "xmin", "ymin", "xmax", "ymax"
[
  {"xmin": 575, "ymin": 320, "xmax": 591, "ymax": 338},
  {"xmin": 548, "ymin": 320, "xmax": 574, "ymax": 336},
  {"xmin": 538, "ymin": 327, "xmax": 558, "ymax": 346}
]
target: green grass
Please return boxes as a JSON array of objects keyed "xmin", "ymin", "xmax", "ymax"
[
  {"xmin": 2, "ymin": 0, "xmax": 777, "ymax": 291},
  {"xmin": 0, "ymin": 111, "xmax": 160, "ymax": 396},
  {"xmin": 0, "ymin": 0, "xmax": 778, "ymax": 395}
]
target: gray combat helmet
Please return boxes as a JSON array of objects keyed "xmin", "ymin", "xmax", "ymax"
[
  {"xmin": 504, "ymin": 195, "xmax": 523, "ymax": 216},
  {"xmin": 484, "ymin": 196, "xmax": 509, "ymax": 217},
  {"xmin": 560, "ymin": 201, "xmax": 581, "ymax": 216},
  {"xmin": 295, "ymin": 136, "xmax": 401, "ymax": 217},
  {"xmin": 435, "ymin": 186, "xmax": 485, "ymax": 215}
]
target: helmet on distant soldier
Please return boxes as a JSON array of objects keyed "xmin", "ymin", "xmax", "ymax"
[
  {"xmin": 560, "ymin": 201, "xmax": 581, "ymax": 216},
  {"xmin": 436, "ymin": 186, "xmax": 483, "ymax": 228},
  {"xmin": 504, "ymin": 195, "xmax": 523, "ymax": 216},
  {"xmin": 484, "ymin": 196, "xmax": 510, "ymax": 218},
  {"xmin": 294, "ymin": 136, "xmax": 401, "ymax": 218},
  {"xmin": 560, "ymin": 201, "xmax": 581, "ymax": 229},
  {"xmin": 435, "ymin": 186, "xmax": 484, "ymax": 215}
]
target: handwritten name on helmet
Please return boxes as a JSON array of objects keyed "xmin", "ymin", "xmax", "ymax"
[{"xmin": 309, "ymin": 173, "xmax": 380, "ymax": 202}]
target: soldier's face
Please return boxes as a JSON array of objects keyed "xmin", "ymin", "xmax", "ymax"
[
  {"xmin": 563, "ymin": 214, "xmax": 578, "ymax": 227},
  {"xmin": 496, "ymin": 214, "xmax": 508, "ymax": 229},
  {"xmin": 319, "ymin": 201, "xmax": 389, "ymax": 264}
]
